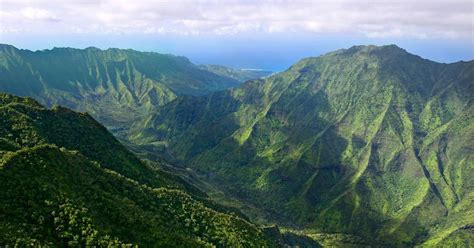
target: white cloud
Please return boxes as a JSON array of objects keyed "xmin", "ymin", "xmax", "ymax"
[
  {"xmin": 20, "ymin": 7, "xmax": 58, "ymax": 21},
  {"xmin": 0, "ymin": 0, "xmax": 471, "ymax": 39}
]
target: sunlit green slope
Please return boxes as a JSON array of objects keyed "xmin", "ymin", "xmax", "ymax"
[{"xmin": 130, "ymin": 45, "xmax": 474, "ymax": 246}]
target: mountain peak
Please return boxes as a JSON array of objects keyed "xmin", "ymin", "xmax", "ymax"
[
  {"xmin": 349, "ymin": 44, "xmax": 402, "ymax": 51},
  {"xmin": 0, "ymin": 43, "xmax": 16, "ymax": 49},
  {"xmin": 292, "ymin": 45, "xmax": 417, "ymax": 69},
  {"xmin": 85, "ymin": 46, "xmax": 101, "ymax": 51},
  {"xmin": 0, "ymin": 43, "xmax": 19, "ymax": 53},
  {"xmin": 289, "ymin": 44, "xmax": 430, "ymax": 74},
  {"xmin": 334, "ymin": 44, "xmax": 409, "ymax": 58}
]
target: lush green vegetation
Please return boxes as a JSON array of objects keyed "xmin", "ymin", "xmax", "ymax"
[
  {"xmin": 198, "ymin": 64, "xmax": 273, "ymax": 82},
  {"xmin": 129, "ymin": 45, "xmax": 474, "ymax": 246},
  {"xmin": 0, "ymin": 44, "xmax": 240, "ymax": 129},
  {"xmin": 1, "ymin": 44, "xmax": 472, "ymax": 246},
  {"xmin": 0, "ymin": 94, "xmax": 279, "ymax": 247}
]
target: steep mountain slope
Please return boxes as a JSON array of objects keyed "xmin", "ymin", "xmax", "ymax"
[
  {"xmin": 199, "ymin": 64, "xmax": 273, "ymax": 82},
  {"xmin": 130, "ymin": 45, "xmax": 474, "ymax": 246},
  {"xmin": 0, "ymin": 93, "xmax": 277, "ymax": 247},
  {"xmin": 0, "ymin": 44, "xmax": 240, "ymax": 128},
  {"xmin": 0, "ymin": 93, "xmax": 196, "ymax": 193}
]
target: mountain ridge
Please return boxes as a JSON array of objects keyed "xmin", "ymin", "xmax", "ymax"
[
  {"xmin": 0, "ymin": 44, "xmax": 241, "ymax": 129},
  {"xmin": 0, "ymin": 44, "xmax": 472, "ymax": 246},
  {"xmin": 0, "ymin": 92, "xmax": 283, "ymax": 247},
  {"xmin": 128, "ymin": 44, "xmax": 474, "ymax": 246}
]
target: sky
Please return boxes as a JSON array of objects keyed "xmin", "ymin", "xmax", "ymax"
[{"xmin": 0, "ymin": 0, "xmax": 472, "ymax": 71}]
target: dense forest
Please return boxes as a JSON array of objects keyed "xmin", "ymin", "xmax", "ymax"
[{"xmin": 0, "ymin": 93, "xmax": 281, "ymax": 247}]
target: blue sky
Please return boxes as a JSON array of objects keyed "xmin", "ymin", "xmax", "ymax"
[{"xmin": 1, "ymin": 0, "xmax": 472, "ymax": 71}]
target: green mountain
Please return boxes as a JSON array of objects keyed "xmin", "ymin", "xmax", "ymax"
[
  {"xmin": 0, "ymin": 44, "xmax": 240, "ymax": 128},
  {"xmin": 129, "ymin": 45, "xmax": 474, "ymax": 246},
  {"xmin": 0, "ymin": 93, "xmax": 279, "ymax": 247},
  {"xmin": 198, "ymin": 64, "xmax": 273, "ymax": 82}
]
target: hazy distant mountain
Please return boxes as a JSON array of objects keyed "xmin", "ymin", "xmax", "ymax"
[
  {"xmin": 130, "ymin": 45, "xmax": 474, "ymax": 246},
  {"xmin": 0, "ymin": 44, "xmax": 240, "ymax": 128},
  {"xmin": 199, "ymin": 64, "xmax": 273, "ymax": 82}
]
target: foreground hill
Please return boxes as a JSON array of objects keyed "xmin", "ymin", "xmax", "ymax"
[
  {"xmin": 130, "ymin": 45, "xmax": 474, "ymax": 246},
  {"xmin": 0, "ymin": 44, "xmax": 240, "ymax": 128},
  {"xmin": 199, "ymin": 64, "xmax": 273, "ymax": 82},
  {"xmin": 0, "ymin": 93, "xmax": 277, "ymax": 247}
]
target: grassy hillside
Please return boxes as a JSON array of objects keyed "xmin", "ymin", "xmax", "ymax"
[
  {"xmin": 0, "ymin": 44, "xmax": 240, "ymax": 128},
  {"xmin": 0, "ymin": 93, "xmax": 278, "ymax": 247},
  {"xmin": 129, "ymin": 45, "xmax": 474, "ymax": 246}
]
